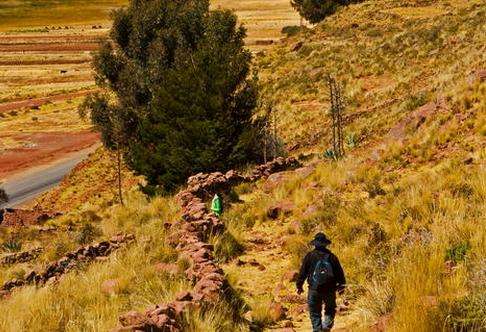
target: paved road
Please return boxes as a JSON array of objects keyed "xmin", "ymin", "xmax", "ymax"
[{"xmin": 0, "ymin": 146, "xmax": 97, "ymax": 209}]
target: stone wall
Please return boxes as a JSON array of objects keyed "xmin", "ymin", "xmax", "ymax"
[
  {"xmin": 117, "ymin": 157, "xmax": 300, "ymax": 331},
  {"xmin": 1, "ymin": 247, "xmax": 43, "ymax": 265},
  {"xmin": 1, "ymin": 234, "xmax": 135, "ymax": 294}
]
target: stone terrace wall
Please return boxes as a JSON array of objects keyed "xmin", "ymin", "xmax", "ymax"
[
  {"xmin": 1, "ymin": 234, "xmax": 135, "ymax": 294},
  {"xmin": 1, "ymin": 247, "xmax": 43, "ymax": 265},
  {"xmin": 117, "ymin": 157, "xmax": 300, "ymax": 332}
]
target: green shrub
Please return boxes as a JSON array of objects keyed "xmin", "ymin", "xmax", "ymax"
[
  {"xmin": 281, "ymin": 25, "xmax": 301, "ymax": 37},
  {"xmin": 2, "ymin": 239, "xmax": 22, "ymax": 253},
  {"xmin": 75, "ymin": 223, "xmax": 101, "ymax": 245},
  {"xmin": 445, "ymin": 241, "xmax": 470, "ymax": 264}
]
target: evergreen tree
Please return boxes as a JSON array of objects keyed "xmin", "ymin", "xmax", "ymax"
[
  {"xmin": 82, "ymin": 0, "xmax": 263, "ymax": 191},
  {"xmin": 291, "ymin": 0, "xmax": 362, "ymax": 24}
]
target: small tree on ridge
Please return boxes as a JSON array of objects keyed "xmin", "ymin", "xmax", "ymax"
[{"xmin": 291, "ymin": 0, "xmax": 362, "ymax": 24}]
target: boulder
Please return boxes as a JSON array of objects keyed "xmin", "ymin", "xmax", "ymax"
[
  {"xmin": 119, "ymin": 310, "xmax": 147, "ymax": 326},
  {"xmin": 267, "ymin": 200, "xmax": 295, "ymax": 220},
  {"xmin": 154, "ymin": 263, "xmax": 179, "ymax": 275},
  {"xmin": 263, "ymin": 172, "xmax": 292, "ymax": 193},
  {"xmin": 175, "ymin": 291, "xmax": 193, "ymax": 302}
]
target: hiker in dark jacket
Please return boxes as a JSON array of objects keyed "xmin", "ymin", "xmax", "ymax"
[{"xmin": 296, "ymin": 232, "xmax": 346, "ymax": 332}]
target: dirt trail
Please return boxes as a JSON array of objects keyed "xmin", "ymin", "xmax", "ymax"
[
  {"xmin": 222, "ymin": 184, "xmax": 356, "ymax": 331},
  {"xmin": 0, "ymin": 89, "xmax": 96, "ymax": 113}
]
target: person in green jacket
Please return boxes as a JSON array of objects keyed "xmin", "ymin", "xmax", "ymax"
[{"xmin": 211, "ymin": 193, "xmax": 223, "ymax": 216}]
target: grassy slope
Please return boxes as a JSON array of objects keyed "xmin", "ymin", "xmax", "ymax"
[
  {"xmin": 258, "ymin": 0, "xmax": 484, "ymax": 154},
  {"xmin": 0, "ymin": 0, "xmax": 484, "ymax": 331},
  {"xmin": 222, "ymin": 0, "xmax": 485, "ymax": 330}
]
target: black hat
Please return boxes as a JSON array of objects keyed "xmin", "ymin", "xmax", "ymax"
[{"xmin": 310, "ymin": 232, "xmax": 331, "ymax": 247}]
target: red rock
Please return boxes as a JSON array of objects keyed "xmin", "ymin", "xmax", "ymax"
[
  {"xmin": 263, "ymin": 171, "xmax": 292, "ymax": 192},
  {"xmin": 175, "ymin": 291, "xmax": 193, "ymax": 302},
  {"xmin": 154, "ymin": 263, "xmax": 179, "ymax": 275},
  {"xmin": 101, "ymin": 279, "xmax": 120, "ymax": 295},
  {"xmin": 267, "ymin": 200, "xmax": 294, "ymax": 219},
  {"xmin": 119, "ymin": 311, "xmax": 146, "ymax": 326},
  {"xmin": 170, "ymin": 301, "xmax": 191, "ymax": 315}
]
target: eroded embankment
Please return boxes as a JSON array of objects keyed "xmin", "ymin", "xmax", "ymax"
[
  {"xmin": 0, "ymin": 207, "xmax": 61, "ymax": 227},
  {"xmin": 116, "ymin": 157, "xmax": 300, "ymax": 331}
]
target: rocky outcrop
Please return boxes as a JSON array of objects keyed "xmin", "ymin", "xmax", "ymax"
[
  {"xmin": 117, "ymin": 157, "xmax": 300, "ymax": 332},
  {"xmin": 1, "ymin": 247, "xmax": 42, "ymax": 265},
  {"xmin": 1, "ymin": 234, "xmax": 134, "ymax": 293},
  {"xmin": 0, "ymin": 207, "xmax": 61, "ymax": 227}
]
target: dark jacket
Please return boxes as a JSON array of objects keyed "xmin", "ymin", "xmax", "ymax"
[{"xmin": 296, "ymin": 247, "xmax": 346, "ymax": 291}]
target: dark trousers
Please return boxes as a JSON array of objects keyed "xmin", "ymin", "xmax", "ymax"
[{"xmin": 307, "ymin": 288, "xmax": 336, "ymax": 332}]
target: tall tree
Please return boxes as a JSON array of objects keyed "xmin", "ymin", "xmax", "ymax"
[{"xmin": 82, "ymin": 0, "xmax": 264, "ymax": 192}]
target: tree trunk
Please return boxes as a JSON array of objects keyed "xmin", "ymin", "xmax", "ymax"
[{"xmin": 117, "ymin": 144, "xmax": 124, "ymax": 206}]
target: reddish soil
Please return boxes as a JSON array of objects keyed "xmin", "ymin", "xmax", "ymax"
[
  {"xmin": 0, "ymin": 89, "xmax": 97, "ymax": 113},
  {"xmin": 0, "ymin": 42, "xmax": 99, "ymax": 52},
  {"xmin": 0, "ymin": 207, "xmax": 61, "ymax": 227},
  {"xmin": 0, "ymin": 59, "xmax": 90, "ymax": 66},
  {"xmin": 0, "ymin": 131, "xmax": 100, "ymax": 178}
]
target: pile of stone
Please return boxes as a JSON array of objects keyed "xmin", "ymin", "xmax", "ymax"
[
  {"xmin": 0, "ymin": 207, "xmax": 61, "ymax": 227},
  {"xmin": 181, "ymin": 157, "xmax": 300, "ymax": 201},
  {"xmin": 1, "ymin": 247, "xmax": 43, "ymax": 265},
  {"xmin": 1, "ymin": 234, "xmax": 134, "ymax": 293},
  {"xmin": 248, "ymin": 157, "xmax": 300, "ymax": 182},
  {"xmin": 117, "ymin": 157, "xmax": 300, "ymax": 331}
]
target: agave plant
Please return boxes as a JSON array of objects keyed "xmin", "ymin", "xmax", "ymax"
[{"xmin": 2, "ymin": 239, "xmax": 22, "ymax": 253}]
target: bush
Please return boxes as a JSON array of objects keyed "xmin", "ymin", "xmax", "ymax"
[
  {"xmin": 290, "ymin": 0, "xmax": 364, "ymax": 24},
  {"xmin": 2, "ymin": 239, "xmax": 22, "ymax": 253},
  {"xmin": 445, "ymin": 241, "xmax": 470, "ymax": 264},
  {"xmin": 281, "ymin": 25, "xmax": 301, "ymax": 37}
]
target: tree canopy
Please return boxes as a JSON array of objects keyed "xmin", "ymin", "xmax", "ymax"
[
  {"xmin": 82, "ymin": 0, "xmax": 264, "ymax": 191},
  {"xmin": 291, "ymin": 0, "xmax": 362, "ymax": 24}
]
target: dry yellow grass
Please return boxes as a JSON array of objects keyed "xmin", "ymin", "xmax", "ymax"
[{"xmin": 0, "ymin": 0, "xmax": 484, "ymax": 331}]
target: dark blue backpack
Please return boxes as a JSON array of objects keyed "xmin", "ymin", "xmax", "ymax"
[{"xmin": 310, "ymin": 253, "xmax": 334, "ymax": 288}]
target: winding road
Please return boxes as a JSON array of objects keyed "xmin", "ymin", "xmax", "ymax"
[{"xmin": 0, "ymin": 146, "xmax": 98, "ymax": 209}]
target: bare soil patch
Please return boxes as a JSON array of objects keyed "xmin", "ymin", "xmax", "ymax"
[{"xmin": 0, "ymin": 131, "xmax": 100, "ymax": 178}]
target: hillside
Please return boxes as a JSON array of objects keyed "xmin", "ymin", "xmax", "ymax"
[{"xmin": 0, "ymin": 0, "xmax": 484, "ymax": 331}]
